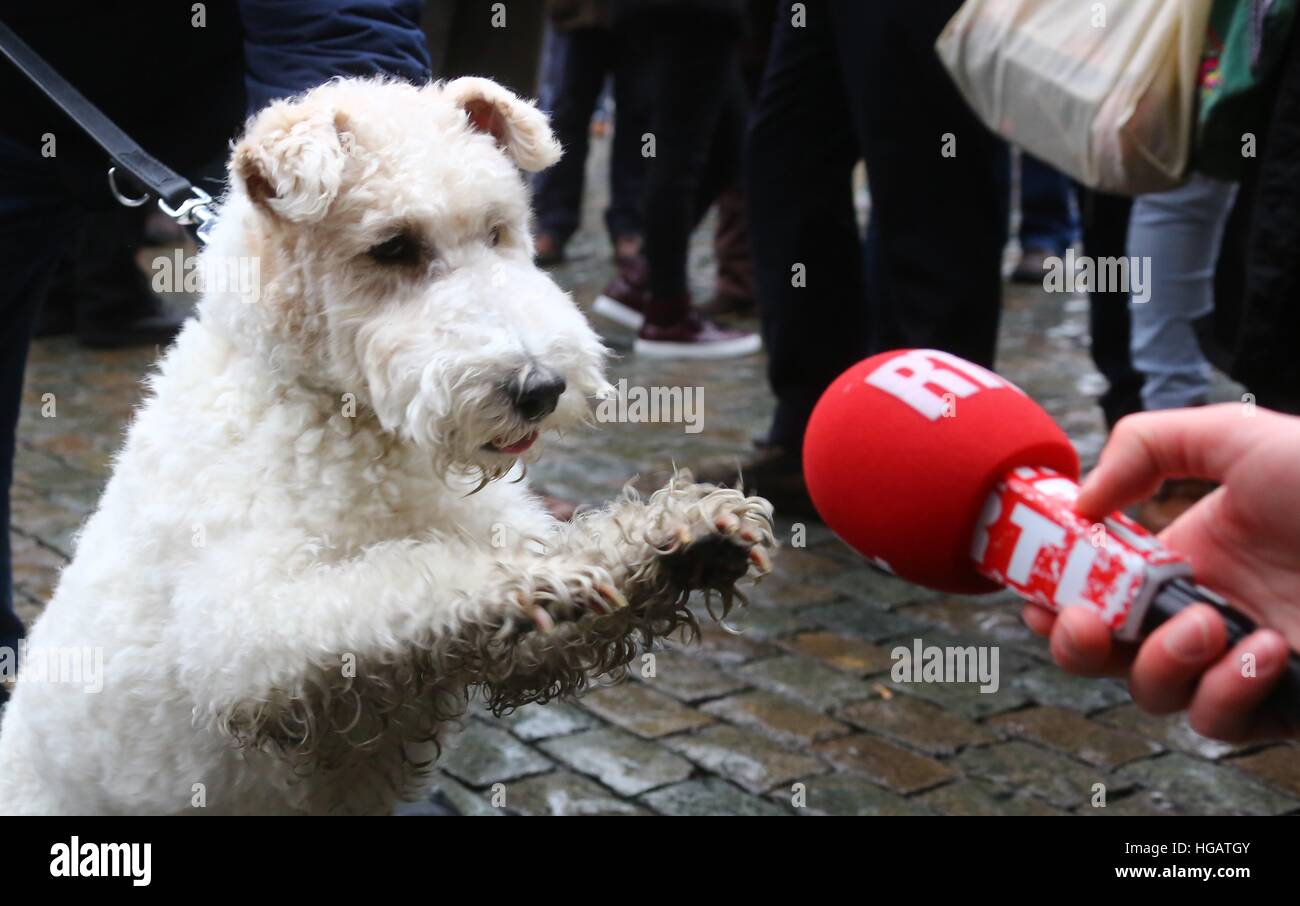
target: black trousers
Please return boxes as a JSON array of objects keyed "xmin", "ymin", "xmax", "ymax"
[
  {"xmin": 746, "ymin": 0, "xmax": 1010, "ymax": 451},
  {"xmin": 632, "ymin": 8, "xmax": 748, "ymax": 309},
  {"xmin": 1074, "ymin": 186, "xmax": 1145, "ymax": 429},
  {"xmin": 532, "ymin": 25, "xmax": 652, "ymax": 245}
]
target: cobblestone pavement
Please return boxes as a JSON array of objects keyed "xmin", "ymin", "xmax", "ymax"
[{"xmin": 11, "ymin": 141, "xmax": 1299, "ymax": 816}]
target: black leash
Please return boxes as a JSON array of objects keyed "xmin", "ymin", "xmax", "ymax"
[{"xmin": 0, "ymin": 18, "xmax": 216, "ymax": 242}]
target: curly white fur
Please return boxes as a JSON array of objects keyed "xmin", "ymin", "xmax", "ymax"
[{"xmin": 0, "ymin": 78, "xmax": 775, "ymax": 815}]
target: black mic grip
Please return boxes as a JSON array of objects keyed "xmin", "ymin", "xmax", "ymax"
[{"xmin": 1143, "ymin": 578, "xmax": 1300, "ymax": 729}]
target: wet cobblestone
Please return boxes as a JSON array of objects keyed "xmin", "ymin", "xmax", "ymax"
[{"xmin": 10, "ymin": 134, "xmax": 1298, "ymax": 816}]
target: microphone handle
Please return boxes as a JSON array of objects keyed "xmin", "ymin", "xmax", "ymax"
[{"xmin": 1143, "ymin": 577, "xmax": 1300, "ymax": 725}]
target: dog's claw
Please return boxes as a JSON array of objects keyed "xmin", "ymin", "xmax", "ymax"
[
  {"xmin": 528, "ymin": 605, "xmax": 555, "ymax": 634},
  {"xmin": 748, "ymin": 545, "xmax": 772, "ymax": 575},
  {"xmin": 596, "ymin": 582, "xmax": 628, "ymax": 611},
  {"xmin": 715, "ymin": 514, "xmax": 740, "ymax": 534}
]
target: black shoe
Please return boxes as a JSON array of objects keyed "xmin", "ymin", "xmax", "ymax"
[{"xmin": 694, "ymin": 445, "xmax": 818, "ymax": 521}]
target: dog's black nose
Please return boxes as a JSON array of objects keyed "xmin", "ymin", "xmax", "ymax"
[{"xmin": 511, "ymin": 371, "xmax": 567, "ymax": 421}]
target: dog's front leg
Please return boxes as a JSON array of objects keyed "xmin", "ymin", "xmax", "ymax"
[
  {"xmin": 466, "ymin": 475, "xmax": 776, "ymax": 711},
  {"xmin": 175, "ymin": 535, "xmax": 573, "ymax": 779}
]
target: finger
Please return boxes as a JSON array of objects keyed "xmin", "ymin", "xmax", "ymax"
[
  {"xmin": 1048, "ymin": 606, "xmax": 1117, "ymax": 676},
  {"xmin": 1075, "ymin": 405, "xmax": 1263, "ymax": 520},
  {"xmin": 1128, "ymin": 604, "xmax": 1228, "ymax": 713},
  {"xmin": 1188, "ymin": 630, "xmax": 1291, "ymax": 742},
  {"xmin": 1021, "ymin": 602, "xmax": 1056, "ymax": 637}
]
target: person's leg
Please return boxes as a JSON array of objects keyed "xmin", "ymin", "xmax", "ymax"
[
  {"xmin": 0, "ymin": 139, "xmax": 75, "ymax": 701},
  {"xmin": 710, "ymin": 184, "xmax": 755, "ymax": 313},
  {"xmin": 625, "ymin": 6, "xmax": 757, "ymax": 356},
  {"xmin": 638, "ymin": 14, "xmax": 738, "ymax": 309},
  {"xmin": 532, "ymin": 27, "xmax": 611, "ymax": 254},
  {"xmin": 1127, "ymin": 173, "xmax": 1238, "ymax": 411},
  {"xmin": 841, "ymin": 0, "xmax": 1009, "ymax": 368},
  {"xmin": 746, "ymin": 4, "xmax": 867, "ymax": 449},
  {"xmin": 1018, "ymin": 153, "xmax": 1077, "ymax": 255},
  {"xmin": 607, "ymin": 23, "xmax": 653, "ymax": 255},
  {"xmin": 698, "ymin": 62, "xmax": 755, "ymax": 316},
  {"xmin": 1076, "ymin": 186, "xmax": 1144, "ymax": 428}
]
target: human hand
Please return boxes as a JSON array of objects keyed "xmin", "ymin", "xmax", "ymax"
[{"xmin": 1022, "ymin": 405, "xmax": 1300, "ymax": 740}]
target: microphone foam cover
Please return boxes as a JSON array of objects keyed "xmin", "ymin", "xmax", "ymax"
[{"xmin": 803, "ymin": 349, "xmax": 1080, "ymax": 594}]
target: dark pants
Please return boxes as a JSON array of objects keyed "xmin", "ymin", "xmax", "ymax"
[
  {"xmin": 532, "ymin": 25, "xmax": 651, "ymax": 245},
  {"xmin": 1019, "ymin": 153, "xmax": 1077, "ymax": 255},
  {"xmin": 0, "ymin": 137, "xmax": 78, "ymax": 687},
  {"xmin": 1075, "ymin": 186, "xmax": 1145, "ymax": 428},
  {"xmin": 635, "ymin": 8, "xmax": 747, "ymax": 310},
  {"xmin": 746, "ymin": 0, "xmax": 1010, "ymax": 450}
]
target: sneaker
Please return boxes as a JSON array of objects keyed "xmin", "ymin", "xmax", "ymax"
[
  {"xmin": 593, "ymin": 255, "xmax": 650, "ymax": 329},
  {"xmin": 634, "ymin": 314, "xmax": 761, "ymax": 359}
]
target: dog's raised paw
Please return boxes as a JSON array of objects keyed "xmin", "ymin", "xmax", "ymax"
[
  {"xmin": 494, "ymin": 563, "xmax": 627, "ymax": 639},
  {"xmin": 648, "ymin": 486, "xmax": 776, "ymax": 595}
]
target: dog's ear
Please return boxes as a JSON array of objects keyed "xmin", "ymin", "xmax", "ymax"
[
  {"xmin": 443, "ymin": 77, "xmax": 562, "ymax": 172},
  {"xmin": 233, "ymin": 103, "xmax": 353, "ymax": 223}
]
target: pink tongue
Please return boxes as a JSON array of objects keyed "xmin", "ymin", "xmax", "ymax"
[{"xmin": 496, "ymin": 432, "xmax": 537, "ymax": 454}]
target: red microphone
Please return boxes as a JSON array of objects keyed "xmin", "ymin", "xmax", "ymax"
[{"xmin": 803, "ymin": 349, "xmax": 1300, "ymax": 706}]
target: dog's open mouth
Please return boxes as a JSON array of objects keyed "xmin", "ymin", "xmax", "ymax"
[{"xmin": 485, "ymin": 431, "xmax": 538, "ymax": 455}]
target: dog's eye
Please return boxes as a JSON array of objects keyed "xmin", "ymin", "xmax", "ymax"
[
  {"xmin": 489, "ymin": 225, "xmax": 504, "ymax": 248},
  {"xmin": 368, "ymin": 233, "xmax": 420, "ymax": 265}
]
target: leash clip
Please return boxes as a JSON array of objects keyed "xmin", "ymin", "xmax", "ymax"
[{"xmin": 158, "ymin": 186, "xmax": 216, "ymax": 245}]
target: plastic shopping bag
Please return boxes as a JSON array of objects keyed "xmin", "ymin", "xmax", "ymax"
[{"xmin": 937, "ymin": 0, "xmax": 1213, "ymax": 195}]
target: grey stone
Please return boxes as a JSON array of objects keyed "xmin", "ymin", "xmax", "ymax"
[
  {"xmin": 802, "ymin": 599, "xmax": 926, "ymax": 642},
  {"xmin": 643, "ymin": 778, "xmax": 789, "ymax": 816},
  {"xmin": 783, "ymin": 774, "xmax": 934, "ymax": 816},
  {"xmin": 439, "ymin": 722, "xmax": 552, "ymax": 787},
  {"xmin": 955, "ymin": 741, "xmax": 1115, "ymax": 809},
  {"xmin": 539, "ymin": 727, "xmax": 693, "ymax": 796},
  {"xmin": 1116, "ymin": 753, "xmax": 1300, "ymax": 816},
  {"xmin": 1012, "ymin": 667, "xmax": 1130, "ymax": 713},
  {"xmin": 505, "ymin": 770, "xmax": 648, "ymax": 816},
  {"xmin": 495, "ymin": 701, "xmax": 599, "ymax": 741},
  {"xmin": 736, "ymin": 655, "xmax": 875, "ymax": 712},
  {"xmin": 663, "ymin": 725, "xmax": 828, "ymax": 794}
]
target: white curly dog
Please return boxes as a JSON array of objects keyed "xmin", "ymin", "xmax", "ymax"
[{"xmin": 0, "ymin": 77, "xmax": 774, "ymax": 815}]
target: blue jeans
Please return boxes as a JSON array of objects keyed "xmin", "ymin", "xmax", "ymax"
[
  {"xmin": 1127, "ymin": 173, "xmax": 1238, "ymax": 410},
  {"xmin": 1019, "ymin": 153, "xmax": 1077, "ymax": 255}
]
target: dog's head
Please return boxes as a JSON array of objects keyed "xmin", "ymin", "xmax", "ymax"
[{"xmin": 217, "ymin": 77, "xmax": 610, "ymax": 478}]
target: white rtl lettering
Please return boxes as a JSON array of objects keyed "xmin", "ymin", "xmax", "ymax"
[
  {"xmin": 1006, "ymin": 504, "xmax": 1067, "ymax": 584},
  {"xmin": 1054, "ymin": 539, "xmax": 1097, "ymax": 607},
  {"xmin": 866, "ymin": 349, "xmax": 1009, "ymax": 420}
]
